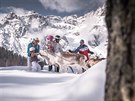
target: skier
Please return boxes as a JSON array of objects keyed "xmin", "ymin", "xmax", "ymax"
[
  {"xmin": 29, "ymin": 47, "xmax": 41, "ymax": 72},
  {"xmin": 46, "ymin": 35, "xmax": 55, "ymax": 53},
  {"xmin": 48, "ymin": 35, "xmax": 63, "ymax": 72},
  {"xmin": 27, "ymin": 38, "xmax": 40, "ymax": 69},
  {"xmin": 69, "ymin": 39, "xmax": 94, "ymax": 62},
  {"xmin": 53, "ymin": 35, "xmax": 63, "ymax": 53}
]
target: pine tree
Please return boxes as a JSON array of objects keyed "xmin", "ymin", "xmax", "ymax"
[{"xmin": 0, "ymin": 47, "xmax": 27, "ymax": 66}]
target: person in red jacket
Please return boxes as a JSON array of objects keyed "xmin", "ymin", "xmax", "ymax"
[
  {"xmin": 46, "ymin": 35, "xmax": 55, "ymax": 53},
  {"xmin": 70, "ymin": 39, "xmax": 94, "ymax": 61}
]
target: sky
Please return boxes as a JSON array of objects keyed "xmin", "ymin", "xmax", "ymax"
[{"xmin": 0, "ymin": 0, "xmax": 105, "ymax": 17}]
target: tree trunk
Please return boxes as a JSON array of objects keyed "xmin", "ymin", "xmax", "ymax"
[{"xmin": 105, "ymin": 0, "xmax": 135, "ymax": 101}]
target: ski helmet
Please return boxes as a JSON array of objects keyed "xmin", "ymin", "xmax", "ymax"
[
  {"xmin": 30, "ymin": 47, "xmax": 35, "ymax": 52},
  {"xmin": 55, "ymin": 35, "xmax": 61, "ymax": 40},
  {"xmin": 47, "ymin": 35, "xmax": 54, "ymax": 40}
]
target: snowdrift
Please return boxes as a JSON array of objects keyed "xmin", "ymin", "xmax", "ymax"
[{"xmin": 0, "ymin": 60, "xmax": 106, "ymax": 101}]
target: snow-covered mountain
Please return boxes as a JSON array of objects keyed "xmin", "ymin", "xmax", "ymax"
[{"xmin": 0, "ymin": 5, "xmax": 107, "ymax": 57}]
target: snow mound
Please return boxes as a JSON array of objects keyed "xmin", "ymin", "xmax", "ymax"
[
  {"xmin": 63, "ymin": 60, "xmax": 106, "ymax": 101},
  {"xmin": 0, "ymin": 60, "xmax": 106, "ymax": 101}
]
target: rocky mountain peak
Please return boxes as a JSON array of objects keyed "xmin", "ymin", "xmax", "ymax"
[{"xmin": 0, "ymin": 6, "xmax": 107, "ymax": 57}]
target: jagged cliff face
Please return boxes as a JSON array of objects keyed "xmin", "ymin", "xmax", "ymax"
[{"xmin": 0, "ymin": 5, "xmax": 107, "ymax": 57}]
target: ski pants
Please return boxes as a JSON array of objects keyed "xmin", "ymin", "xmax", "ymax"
[
  {"xmin": 31, "ymin": 61, "xmax": 41, "ymax": 72},
  {"xmin": 27, "ymin": 56, "xmax": 31, "ymax": 69}
]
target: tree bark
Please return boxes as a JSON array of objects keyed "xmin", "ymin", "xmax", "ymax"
[{"xmin": 105, "ymin": 0, "xmax": 135, "ymax": 101}]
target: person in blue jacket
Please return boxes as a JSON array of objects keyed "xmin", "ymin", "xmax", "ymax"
[
  {"xmin": 27, "ymin": 38, "xmax": 40, "ymax": 69},
  {"xmin": 69, "ymin": 39, "xmax": 94, "ymax": 62}
]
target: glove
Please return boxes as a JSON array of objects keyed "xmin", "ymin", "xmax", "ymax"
[
  {"xmin": 68, "ymin": 50, "xmax": 73, "ymax": 53},
  {"xmin": 89, "ymin": 51, "xmax": 94, "ymax": 54}
]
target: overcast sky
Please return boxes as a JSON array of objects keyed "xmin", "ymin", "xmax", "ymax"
[{"xmin": 0, "ymin": 0, "xmax": 105, "ymax": 17}]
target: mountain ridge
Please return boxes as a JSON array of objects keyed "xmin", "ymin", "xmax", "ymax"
[{"xmin": 0, "ymin": 5, "xmax": 107, "ymax": 57}]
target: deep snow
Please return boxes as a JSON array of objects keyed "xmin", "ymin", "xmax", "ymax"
[{"xmin": 0, "ymin": 60, "xmax": 106, "ymax": 101}]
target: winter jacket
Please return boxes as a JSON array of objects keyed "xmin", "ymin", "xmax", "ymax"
[
  {"xmin": 46, "ymin": 40, "xmax": 55, "ymax": 52},
  {"xmin": 27, "ymin": 42, "xmax": 40, "ymax": 57},
  {"xmin": 54, "ymin": 42, "xmax": 63, "ymax": 53},
  {"xmin": 73, "ymin": 44, "xmax": 90, "ymax": 61},
  {"xmin": 30, "ymin": 54, "xmax": 38, "ymax": 62}
]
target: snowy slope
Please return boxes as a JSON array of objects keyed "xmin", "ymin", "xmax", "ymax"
[
  {"xmin": 0, "ymin": 60, "xmax": 106, "ymax": 101},
  {"xmin": 0, "ymin": 5, "xmax": 107, "ymax": 101},
  {"xmin": 0, "ymin": 5, "xmax": 107, "ymax": 58}
]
